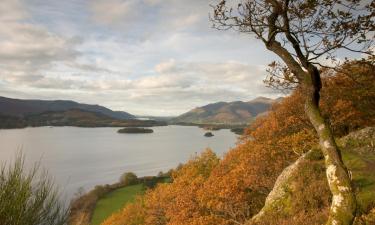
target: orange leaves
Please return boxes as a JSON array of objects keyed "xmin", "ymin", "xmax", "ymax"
[
  {"xmin": 278, "ymin": 129, "xmax": 317, "ymax": 156},
  {"xmin": 101, "ymin": 151, "xmax": 212, "ymax": 225},
  {"xmin": 199, "ymin": 145, "xmax": 268, "ymax": 223},
  {"xmin": 101, "ymin": 197, "xmax": 146, "ymax": 225},
  {"xmin": 159, "ymin": 150, "xmax": 221, "ymax": 225},
  {"xmin": 330, "ymin": 100, "xmax": 361, "ymax": 127},
  {"xmin": 106, "ymin": 149, "xmax": 223, "ymax": 225},
  {"xmin": 320, "ymin": 62, "xmax": 375, "ymax": 135},
  {"xmin": 101, "ymin": 60, "xmax": 375, "ymax": 225}
]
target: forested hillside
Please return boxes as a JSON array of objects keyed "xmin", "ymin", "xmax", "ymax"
[{"xmin": 100, "ymin": 60, "xmax": 375, "ymax": 225}]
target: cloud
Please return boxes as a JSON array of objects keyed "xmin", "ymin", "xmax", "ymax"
[
  {"xmin": 3, "ymin": 58, "xmax": 278, "ymax": 115},
  {"xmin": 0, "ymin": 23, "xmax": 79, "ymax": 63},
  {"xmin": 155, "ymin": 59, "xmax": 177, "ymax": 73},
  {"xmin": 89, "ymin": 0, "xmax": 138, "ymax": 25},
  {"xmin": 18, "ymin": 60, "xmax": 267, "ymax": 92},
  {"xmin": 0, "ymin": 0, "xmax": 81, "ymax": 86},
  {"xmin": 0, "ymin": 0, "xmax": 27, "ymax": 21},
  {"xmin": 89, "ymin": 0, "xmax": 208, "ymax": 33}
]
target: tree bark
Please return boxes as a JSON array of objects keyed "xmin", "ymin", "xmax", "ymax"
[{"xmin": 303, "ymin": 67, "xmax": 356, "ymax": 225}]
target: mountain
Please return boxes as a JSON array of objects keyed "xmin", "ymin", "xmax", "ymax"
[
  {"xmin": 171, "ymin": 97, "xmax": 282, "ymax": 124},
  {"xmin": 0, "ymin": 96, "xmax": 135, "ymax": 120},
  {"xmin": 24, "ymin": 109, "xmax": 165, "ymax": 128}
]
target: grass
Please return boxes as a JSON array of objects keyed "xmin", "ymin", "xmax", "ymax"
[{"xmin": 90, "ymin": 184, "xmax": 145, "ymax": 225}]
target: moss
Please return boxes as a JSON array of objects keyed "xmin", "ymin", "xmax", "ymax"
[
  {"xmin": 252, "ymin": 155, "xmax": 330, "ymax": 225},
  {"xmin": 339, "ymin": 133, "xmax": 375, "ymax": 214},
  {"xmin": 342, "ymin": 151, "xmax": 367, "ymax": 169},
  {"xmin": 305, "ymin": 147, "xmax": 324, "ymax": 161},
  {"xmin": 276, "ymin": 185, "xmax": 294, "ymax": 214},
  {"xmin": 341, "ymin": 138, "xmax": 374, "ymax": 152}
]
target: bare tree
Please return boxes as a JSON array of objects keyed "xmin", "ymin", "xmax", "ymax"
[{"xmin": 211, "ymin": 0, "xmax": 374, "ymax": 224}]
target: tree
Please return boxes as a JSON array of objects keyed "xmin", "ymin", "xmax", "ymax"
[
  {"xmin": 119, "ymin": 172, "xmax": 139, "ymax": 186},
  {"xmin": 0, "ymin": 154, "xmax": 68, "ymax": 225},
  {"xmin": 211, "ymin": 1, "xmax": 374, "ymax": 224},
  {"xmin": 320, "ymin": 60, "xmax": 375, "ymax": 136}
]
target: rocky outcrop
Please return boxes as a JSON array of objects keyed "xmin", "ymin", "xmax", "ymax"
[
  {"xmin": 247, "ymin": 127, "xmax": 375, "ymax": 225},
  {"xmin": 340, "ymin": 127, "xmax": 375, "ymax": 155},
  {"xmin": 248, "ymin": 148, "xmax": 325, "ymax": 224}
]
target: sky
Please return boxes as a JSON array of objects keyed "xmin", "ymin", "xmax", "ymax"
[{"xmin": 1, "ymin": 0, "xmax": 287, "ymax": 116}]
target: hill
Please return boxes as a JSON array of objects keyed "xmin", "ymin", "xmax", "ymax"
[
  {"xmin": 171, "ymin": 97, "xmax": 281, "ymax": 124},
  {"xmin": 0, "ymin": 96, "xmax": 170, "ymax": 128},
  {"xmin": 0, "ymin": 109, "xmax": 165, "ymax": 128},
  {"xmin": 27, "ymin": 109, "xmax": 166, "ymax": 127},
  {"xmin": 99, "ymin": 61, "xmax": 375, "ymax": 225},
  {"xmin": 0, "ymin": 96, "xmax": 134, "ymax": 120},
  {"xmin": 102, "ymin": 127, "xmax": 375, "ymax": 225}
]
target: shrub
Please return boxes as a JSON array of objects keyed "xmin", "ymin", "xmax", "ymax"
[
  {"xmin": 0, "ymin": 154, "xmax": 68, "ymax": 225},
  {"xmin": 120, "ymin": 172, "xmax": 139, "ymax": 186},
  {"xmin": 141, "ymin": 177, "xmax": 157, "ymax": 189}
]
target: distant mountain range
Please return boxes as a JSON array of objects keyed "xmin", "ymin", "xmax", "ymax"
[
  {"xmin": 0, "ymin": 95, "xmax": 281, "ymax": 129},
  {"xmin": 0, "ymin": 96, "xmax": 134, "ymax": 120},
  {"xmin": 0, "ymin": 96, "xmax": 170, "ymax": 129},
  {"xmin": 171, "ymin": 97, "xmax": 282, "ymax": 124}
]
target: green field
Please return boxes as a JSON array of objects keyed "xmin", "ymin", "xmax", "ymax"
[{"xmin": 91, "ymin": 184, "xmax": 145, "ymax": 225}]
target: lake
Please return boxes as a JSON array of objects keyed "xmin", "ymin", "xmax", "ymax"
[{"xmin": 0, "ymin": 125, "xmax": 237, "ymax": 201}]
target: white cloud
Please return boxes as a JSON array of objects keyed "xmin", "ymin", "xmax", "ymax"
[
  {"xmin": 89, "ymin": 0, "xmax": 209, "ymax": 33},
  {"xmin": 0, "ymin": 0, "xmax": 27, "ymax": 21},
  {"xmin": 89, "ymin": 0, "xmax": 138, "ymax": 25},
  {"xmin": 155, "ymin": 59, "xmax": 176, "ymax": 73},
  {"xmin": 0, "ymin": 23, "xmax": 79, "ymax": 62},
  {"xmin": 0, "ymin": 0, "xmax": 81, "ymax": 87}
]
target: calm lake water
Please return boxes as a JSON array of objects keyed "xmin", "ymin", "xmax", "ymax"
[{"xmin": 0, "ymin": 126, "xmax": 237, "ymax": 201}]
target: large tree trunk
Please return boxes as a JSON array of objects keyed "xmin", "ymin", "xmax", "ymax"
[
  {"xmin": 265, "ymin": 39, "xmax": 356, "ymax": 224},
  {"xmin": 303, "ymin": 67, "xmax": 356, "ymax": 225}
]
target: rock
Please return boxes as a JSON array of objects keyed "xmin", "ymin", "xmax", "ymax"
[
  {"xmin": 204, "ymin": 132, "xmax": 214, "ymax": 137},
  {"xmin": 247, "ymin": 127, "xmax": 375, "ymax": 225},
  {"xmin": 340, "ymin": 127, "xmax": 375, "ymax": 155},
  {"xmin": 342, "ymin": 127, "xmax": 375, "ymax": 142},
  {"xmin": 249, "ymin": 148, "xmax": 324, "ymax": 224}
]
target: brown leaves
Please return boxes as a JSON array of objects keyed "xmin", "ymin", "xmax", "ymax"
[{"xmin": 101, "ymin": 60, "xmax": 374, "ymax": 225}]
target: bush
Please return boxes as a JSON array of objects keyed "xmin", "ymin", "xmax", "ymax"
[
  {"xmin": 119, "ymin": 172, "xmax": 139, "ymax": 186},
  {"xmin": 0, "ymin": 154, "xmax": 68, "ymax": 225},
  {"xmin": 141, "ymin": 176, "xmax": 158, "ymax": 189}
]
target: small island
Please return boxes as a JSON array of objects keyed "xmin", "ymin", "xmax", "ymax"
[
  {"xmin": 118, "ymin": 127, "xmax": 154, "ymax": 134},
  {"xmin": 204, "ymin": 132, "xmax": 214, "ymax": 137}
]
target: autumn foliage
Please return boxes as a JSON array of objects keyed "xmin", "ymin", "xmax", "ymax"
[{"xmin": 101, "ymin": 61, "xmax": 375, "ymax": 225}]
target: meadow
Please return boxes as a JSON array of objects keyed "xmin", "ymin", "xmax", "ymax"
[{"xmin": 91, "ymin": 184, "xmax": 145, "ymax": 225}]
